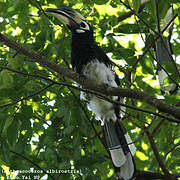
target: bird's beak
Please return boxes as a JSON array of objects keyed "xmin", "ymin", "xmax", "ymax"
[{"xmin": 46, "ymin": 6, "xmax": 85, "ymax": 29}]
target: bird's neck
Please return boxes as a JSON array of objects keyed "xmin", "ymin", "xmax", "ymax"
[
  {"xmin": 71, "ymin": 39, "xmax": 94, "ymax": 56},
  {"xmin": 71, "ymin": 34, "xmax": 96, "ymax": 73},
  {"xmin": 71, "ymin": 33, "xmax": 94, "ymax": 50}
]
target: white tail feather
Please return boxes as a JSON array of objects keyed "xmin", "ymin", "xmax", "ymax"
[
  {"xmin": 110, "ymin": 146, "xmax": 126, "ymax": 167},
  {"xmin": 121, "ymin": 153, "xmax": 135, "ymax": 180},
  {"xmin": 125, "ymin": 133, "xmax": 136, "ymax": 156}
]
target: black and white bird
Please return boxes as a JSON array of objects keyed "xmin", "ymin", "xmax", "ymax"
[
  {"xmin": 149, "ymin": 5, "xmax": 179, "ymax": 94},
  {"xmin": 46, "ymin": 6, "xmax": 136, "ymax": 180}
]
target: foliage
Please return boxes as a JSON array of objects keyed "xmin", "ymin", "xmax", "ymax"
[{"xmin": 0, "ymin": 0, "xmax": 180, "ymax": 179}]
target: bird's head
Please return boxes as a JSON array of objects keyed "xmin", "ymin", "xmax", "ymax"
[{"xmin": 46, "ymin": 6, "xmax": 93, "ymax": 40}]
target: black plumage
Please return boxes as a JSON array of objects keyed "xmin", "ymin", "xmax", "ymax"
[{"xmin": 71, "ymin": 26, "xmax": 113, "ymax": 73}]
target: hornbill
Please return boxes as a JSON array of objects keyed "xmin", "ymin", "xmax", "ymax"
[
  {"xmin": 153, "ymin": 6, "xmax": 178, "ymax": 94},
  {"xmin": 46, "ymin": 6, "xmax": 136, "ymax": 180}
]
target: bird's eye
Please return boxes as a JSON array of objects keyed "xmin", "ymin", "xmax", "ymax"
[
  {"xmin": 80, "ymin": 22, "xmax": 86, "ymax": 28},
  {"xmin": 76, "ymin": 21, "xmax": 90, "ymax": 33}
]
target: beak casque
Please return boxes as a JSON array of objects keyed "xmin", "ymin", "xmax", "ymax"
[{"xmin": 46, "ymin": 6, "xmax": 85, "ymax": 28}]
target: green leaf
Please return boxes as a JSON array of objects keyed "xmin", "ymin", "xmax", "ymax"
[
  {"xmin": 132, "ymin": 0, "xmax": 141, "ymax": 13},
  {"xmin": 24, "ymin": 80, "xmax": 39, "ymax": 92},
  {"xmin": 158, "ymin": 0, "xmax": 170, "ymax": 20},
  {"xmin": 63, "ymin": 125, "xmax": 74, "ymax": 135},
  {"xmin": 85, "ymin": 175, "xmax": 100, "ymax": 180},
  {"xmin": 147, "ymin": 0, "xmax": 157, "ymax": 21},
  {"xmin": 1, "ymin": 138, "xmax": 11, "ymax": 163},
  {"xmin": 0, "ymin": 158, "xmax": 7, "ymax": 166},
  {"xmin": 8, "ymin": 57, "xmax": 23, "ymax": 69},
  {"xmin": 172, "ymin": 147, "xmax": 180, "ymax": 156},
  {"xmin": 114, "ymin": 24, "xmax": 148, "ymax": 34},
  {"xmin": 94, "ymin": 0, "xmax": 109, "ymax": 5},
  {"xmin": 147, "ymin": 0, "xmax": 170, "ymax": 21},
  {"xmin": 0, "ymin": 70, "xmax": 14, "ymax": 90},
  {"xmin": 73, "ymin": 132, "xmax": 81, "ymax": 160},
  {"xmin": 7, "ymin": 117, "xmax": 20, "ymax": 146},
  {"xmin": 2, "ymin": 117, "xmax": 13, "ymax": 134},
  {"xmin": 76, "ymin": 153, "xmax": 105, "ymax": 167}
]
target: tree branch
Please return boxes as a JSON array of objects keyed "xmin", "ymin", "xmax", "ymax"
[
  {"xmin": 164, "ymin": 142, "xmax": 180, "ymax": 160},
  {"xmin": 117, "ymin": 2, "xmax": 146, "ymax": 22},
  {"xmin": 131, "ymin": 13, "xmax": 178, "ymax": 72},
  {"xmin": 0, "ymin": 82, "xmax": 54, "ymax": 108},
  {"xmin": 0, "ymin": 33, "xmax": 180, "ymax": 121},
  {"xmin": 145, "ymin": 130, "xmax": 177, "ymax": 179},
  {"xmin": 10, "ymin": 150, "xmax": 55, "ymax": 180},
  {"xmin": 135, "ymin": 169, "xmax": 165, "ymax": 179},
  {"xmin": 152, "ymin": 119, "xmax": 165, "ymax": 136},
  {"xmin": 134, "ymin": 16, "xmax": 179, "ymax": 89},
  {"xmin": 1, "ymin": 66, "xmax": 179, "ymax": 123},
  {"xmin": 135, "ymin": 169, "xmax": 180, "ymax": 179}
]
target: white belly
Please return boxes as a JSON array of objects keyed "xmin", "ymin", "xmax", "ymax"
[{"xmin": 80, "ymin": 60, "xmax": 119, "ymax": 125}]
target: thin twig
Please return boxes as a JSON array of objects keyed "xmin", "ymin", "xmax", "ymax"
[
  {"xmin": 145, "ymin": 129, "xmax": 173, "ymax": 179},
  {"xmin": 155, "ymin": 0, "xmax": 161, "ymax": 34},
  {"xmin": 164, "ymin": 142, "xmax": 180, "ymax": 160},
  {"xmin": 131, "ymin": 13, "xmax": 178, "ymax": 78},
  {"xmin": 155, "ymin": 1, "xmax": 180, "ymax": 79},
  {"xmin": 118, "ymin": 3, "xmax": 146, "ymax": 22},
  {"xmin": 152, "ymin": 119, "xmax": 165, "ymax": 136},
  {"xmin": 0, "ymin": 81, "xmax": 54, "ymax": 108},
  {"xmin": 10, "ymin": 150, "xmax": 55, "ymax": 180},
  {"xmin": 135, "ymin": 169, "xmax": 180, "ymax": 179},
  {"xmin": 119, "ymin": 0, "xmax": 161, "ymax": 36},
  {"xmin": 134, "ymin": 16, "xmax": 179, "ymax": 89}
]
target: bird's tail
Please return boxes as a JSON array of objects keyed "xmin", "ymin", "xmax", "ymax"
[
  {"xmin": 154, "ymin": 6, "xmax": 178, "ymax": 94},
  {"xmin": 155, "ymin": 39, "xmax": 178, "ymax": 94},
  {"xmin": 103, "ymin": 120, "xmax": 136, "ymax": 180}
]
